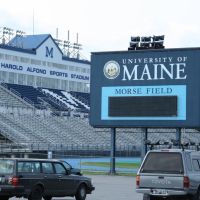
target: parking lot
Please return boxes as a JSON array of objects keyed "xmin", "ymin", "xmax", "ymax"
[
  {"xmin": 86, "ymin": 175, "xmax": 142, "ymax": 200},
  {"xmin": 11, "ymin": 175, "xmax": 142, "ymax": 200}
]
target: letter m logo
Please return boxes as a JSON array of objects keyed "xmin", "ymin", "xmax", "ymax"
[{"xmin": 46, "ymin": 46, "xmax": 53, "ymax": 58}]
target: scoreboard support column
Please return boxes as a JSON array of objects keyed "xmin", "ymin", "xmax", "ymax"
[
  {"xmin": 176, "ymin": 128, "xmax": 182, "ymax": 147},
  {"xmin": 141, "ymin": 128, "xmax": 148, "ymax": 160},
  {"xmin": 110, "ymin": 128, "xmax": 116, "ymax": 174},
  {"xmin": 144, "ymin": 128, "xmax": 148, "ymax": 154}
]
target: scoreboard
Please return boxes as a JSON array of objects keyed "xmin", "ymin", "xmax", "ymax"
[
  {"xmin": 108, "ymin": 96, "xmax": 177, "ymax": 117},
  {"xmin": 90, "ymin": 48, "xmax": 200, "ymax": 128}
]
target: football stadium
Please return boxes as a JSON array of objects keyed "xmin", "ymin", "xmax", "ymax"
[{"xmin": 0, "ymin": 28, "xmax": 200, "ymax": 160}]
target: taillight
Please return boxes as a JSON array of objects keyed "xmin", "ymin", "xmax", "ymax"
[
  {"xmin": 9, "ymin": 176, "xmax": 20, "ymax": 186},
  {"xmin": 183, "ymin": 176, "xmax": 190, "ymax": 188},
  {"xmin": 136, "ymin": 175, "xmax": 140, "ymax": 187}
]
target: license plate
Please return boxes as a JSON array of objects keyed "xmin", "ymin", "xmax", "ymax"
[{"xmin": 152, "ymin": 189, "xmax": 168, "ymax": 195}]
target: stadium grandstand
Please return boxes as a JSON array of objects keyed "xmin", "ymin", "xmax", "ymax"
[{"xmin": 0, "ymin": 27, "xmax": 199, "ymax": 157}]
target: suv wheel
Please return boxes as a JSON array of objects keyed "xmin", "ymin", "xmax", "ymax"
[
  {"xmin": 75, "ymin": 184, "xmax": 87, "ymax": 200},
  {"xmin": 28, "ymin": 185, "xmax": 43, "ymax": 200}
]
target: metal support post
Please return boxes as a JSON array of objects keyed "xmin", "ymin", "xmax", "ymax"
[
  {"xmin": 48, "ymin": 151, "xmax": 53, "ymax": 159},
  {"xmin": 144, "ymin": 128, "xmax": 148, "ymax": 154},
  {"xmin": 110, "ymin": 128, "xmax": 116, "ymax": 174},
  {"xmin": 141, "ymin": 128, "xmax": 148, "ymax": 160},
  {"xmin": 176, "ymin": 128, "xmax": 181, "ymax": 148}
]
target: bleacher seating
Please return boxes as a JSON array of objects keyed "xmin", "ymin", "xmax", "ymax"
[
  {"xmin": 42, "ymin": 88, "xmax": 89, "ymax": 112},
  {"xmin": 0, "ymin": 84, "xmax": 33, "ymax": 109},
  {"xmin": 70, "ymin": 91, "xmax": 90, "ymax": 107},
  {"xmin": 0, "ymin": 83, "xmax": 200, "ymax": 153},
  {"xmin": 5, "ymin": 83, "xmax": 90, "ymax": 113},
  {"xmin": 6, "ymin": 84, "xmax": 41, "ymax": 105}
]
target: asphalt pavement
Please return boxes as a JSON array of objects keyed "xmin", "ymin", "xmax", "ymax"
[{"xmin": 11, "ymin": 175, "xmax": 143, "ymax": 200}]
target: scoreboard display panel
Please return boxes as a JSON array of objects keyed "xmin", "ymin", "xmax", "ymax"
[
  {"xmin": 90, "ymin": 48, "xmax": 200, "ymax": 128},
  {"xmin": 108, "ymin": 96, "xmax": 177, "ymax": 117}
]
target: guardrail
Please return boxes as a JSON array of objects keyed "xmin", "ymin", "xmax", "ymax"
[{"xmin": 0, "ymin": 143, "xmax": 140, "ymax": 157}]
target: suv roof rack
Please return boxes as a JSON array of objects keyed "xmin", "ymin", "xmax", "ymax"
[{"xmin": 144, "ymin": 139, "xmax": 199, "ymax": 151}]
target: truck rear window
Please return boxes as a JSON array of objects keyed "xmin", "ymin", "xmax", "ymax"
[
  {"xmin": 0, "ymin": 160, "xmax": 14, "ymax": 174},
  {"xmin": 141, "ymin": 152, "xmax": 184, "ymax": 174}
]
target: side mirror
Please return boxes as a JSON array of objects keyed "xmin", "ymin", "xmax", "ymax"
[{"xmin": 66, "ymin": 169, "xmax": 71, "ymax": 175}]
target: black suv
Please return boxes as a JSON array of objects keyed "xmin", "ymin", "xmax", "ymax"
[{"xmin": 0, "ymin": 158, "xmax": 95, "ymax": 200}]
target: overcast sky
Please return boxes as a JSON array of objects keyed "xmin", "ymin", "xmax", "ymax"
[{"xmin": 1, "ymin": 0, "xmax": 200, "ymax": 60}]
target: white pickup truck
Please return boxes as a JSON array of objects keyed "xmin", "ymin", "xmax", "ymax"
[{"xmin": 136, "ymin": 149, "xmax": 200, "ymax": 200}]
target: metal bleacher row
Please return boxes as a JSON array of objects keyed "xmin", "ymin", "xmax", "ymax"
[
  {"xmin": 0, "ymin": 82, "xmax": 199, "ymax": 152},
  {"xmin": 4, "ymin": 83, "xmax": 90, "ymax": 113}
]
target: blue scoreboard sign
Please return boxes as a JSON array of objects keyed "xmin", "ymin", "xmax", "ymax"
[{"xmin": 90, "ymin": 48, "xmax": 200, "ymax": 128}]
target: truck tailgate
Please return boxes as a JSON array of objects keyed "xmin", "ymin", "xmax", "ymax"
[{"xmin": 139, "ymin": 174, "xmax": 184, "ymax": 189}]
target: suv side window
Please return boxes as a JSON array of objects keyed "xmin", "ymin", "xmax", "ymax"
[
  {"xmin": 42, "ymin": 162, "xmax": 54, "ymax": 174},
  {"xmin": 192, "ymin": 159, "xmax": 200, "ymax": 171},
  {"xmin": 54, "ymin": 163, "xmax": 66, "ymax": 174},
  {"xmin": 18, "ymin": 162, "xmax": 40, "ymax": 173},
  {"xmin": 0, "ymin": 160, "xmax": 14, "ymax": 174},
  {"xmin": 185, "ymin": 153, "xmax": 192, "ymax": 171}
]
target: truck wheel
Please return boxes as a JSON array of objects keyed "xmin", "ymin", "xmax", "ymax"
[
  {"xmin": 189, "ymin": 190, "xmax": 200, "ymax": 200},
  {"xmin": 44, "ymin": 197, "xmax": 52, "ymax": 200},
  {"xmin": 28, "ymin": 185, "xmax": 43, "ymax": 200},
  {"xmin": 143, "ymin": 194, "xmax": 151, "ymax": 200},
  {"xmin": 143, "ymin": 194, "xmax": 160, "ymax": 200},
  {"xmin": 194, "ymin": 189, "xmax": 200, "ymax": 200},
  {"xmin": 75, "ymin": 184, "xmax": 87, "ymax": 200}
]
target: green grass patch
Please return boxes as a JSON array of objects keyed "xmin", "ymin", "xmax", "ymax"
[
  {"xmin": 81, "ymin": 162, "xmax": 140, "ymax": 169},
  {"xmin": 82, "ymin": 170, "xmax": 137, "ymax": 177}
]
